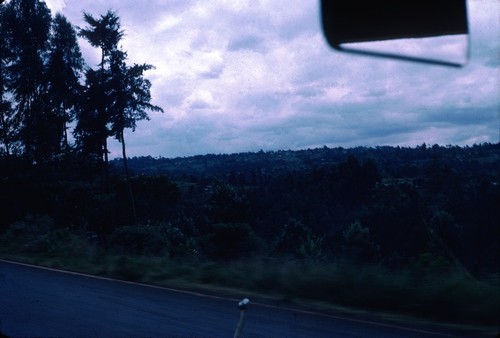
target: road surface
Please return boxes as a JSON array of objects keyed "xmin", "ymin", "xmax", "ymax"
[{"xmin": 0, "ymin": 260, "xmax": 491, "ymax": 337}]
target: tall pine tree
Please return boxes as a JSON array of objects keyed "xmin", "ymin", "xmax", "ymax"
[
  {"xmin": 108, "ymin": 48, "xmax": 163, "ymax": 221},
  {"xmin": 0, "ymin": 4, "xmax": 18, "ymax": 157},
  {"xmin": 78, "ymin": 10, "xmax": 163, "ymax": 221},
  {"xmin": 46, "ymin": 13, "xmax": 84, "ymax": 156},
  {"xmin": 4, "ymin": 0, "xmax": 52, "ymax": 163},
  {"xmin": 77, "ymin": 10, "xmax": 123, "ymax": 168}
]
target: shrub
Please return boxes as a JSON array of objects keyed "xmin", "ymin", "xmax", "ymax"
[
  {"xmin": 108, "ymin": 222, "xmax": 198, "ymax": 257},
  {"xmin": 0, "ymin": 214, "xmax": 91, "ymax": 259},
  {"xmin": 0, "ymin": 214, "xmax": 53, "ymax": 253},
  {"xmin": 342, "ymin": 220, "xmax": 379, "ymax": 262},
  {"xmin": 297, "ymin": 233, "xmax": 324, "ymax": 260},
  {"xmin": 109, "ymin": 224, "xmax": 167, "ymax": 255},
  {"xmin": 201, "ymin": 223, "xmax": 257, "ymax": 260}
]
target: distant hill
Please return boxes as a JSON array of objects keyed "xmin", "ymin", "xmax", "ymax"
[{"xmin": 113, "ymin": 143, "xmax": 499, "ymax": 180}]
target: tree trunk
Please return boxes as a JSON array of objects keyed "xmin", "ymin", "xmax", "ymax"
[
  {"xmin": 99, "ymin": 133, "xmax": 109, "ymax": 193},
  {"xmin": 62, "ymin": 120, "xmax": 69, "ymax": 154},
  {"xmin": 120, "ymin": 130, "xmax": 137, "ymax": 224},
  {"xmin": 104, "ymin": 135, "xmax": 109, "ymax": 181}
]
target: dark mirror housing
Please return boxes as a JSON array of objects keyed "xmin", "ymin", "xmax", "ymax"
[{"xmin": 321, "ymin": 1, "xmax": 469, "ymax": 67}]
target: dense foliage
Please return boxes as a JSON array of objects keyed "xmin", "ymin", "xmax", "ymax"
[{"xmin": 2, "ymin": 143, "xmax": 498, "ymax": 278}]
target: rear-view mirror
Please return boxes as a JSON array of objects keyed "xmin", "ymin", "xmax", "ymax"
[{"xmin": 321, "ymin": 1, "xmax": 469, "ymax": 67}]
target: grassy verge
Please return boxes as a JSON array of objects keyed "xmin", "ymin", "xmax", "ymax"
[{"xmin": 1, "ymin": 251, "xmax": 498, "ymax": 326}]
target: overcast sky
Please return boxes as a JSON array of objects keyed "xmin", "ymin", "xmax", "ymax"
[{"xmin": 44, "ymin": 0, "xmax": 499, "ymax": 159}]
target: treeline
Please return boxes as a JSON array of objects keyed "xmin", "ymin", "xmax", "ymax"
[
  {"xmin": 122, "ymin": 142, "xmax": 499, "ymax": 179},
  {"xmin": 0, "ymin": 0, "xmax": 161, "ymax": 169}
]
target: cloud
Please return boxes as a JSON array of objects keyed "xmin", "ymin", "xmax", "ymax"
[
  {"xmin": 183, "ymin": 89, "xmax": 217, "ymax": 110},
  {"xmin": 46, "ymin": 0, "xmax": 499, "ymax": 158},
  {"xmin": 196, "ymin": 52, "xmax": 225, "ymax": 79}
]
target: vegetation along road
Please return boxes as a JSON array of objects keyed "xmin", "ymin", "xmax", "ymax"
[{"xmin": 0, "ymin": 260, "xmax": 491, "ymax": 337}]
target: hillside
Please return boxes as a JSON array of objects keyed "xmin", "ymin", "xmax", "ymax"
[
  {"xmin": 118, "ymin": 143, "xmax": 499, "ymax": 179},
  {"xmin": 1, "ymin": 143, "xmax": 499, "ymax": 325}
]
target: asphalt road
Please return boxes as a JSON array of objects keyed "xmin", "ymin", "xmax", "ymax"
[{"xmin": 0, "ymin": 260, "xmax": 492, "ymax": 337}]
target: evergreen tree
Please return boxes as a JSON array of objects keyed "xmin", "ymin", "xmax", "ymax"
[
  {"xmin": 0, "ymin": 4, "xmax": 18, "ymax": 156},
  {"xmin": 78, "ymin": 10, "xmax": 163, "ymax": 218},
  {"xmin": 46, "ymin": 13, "xmax": 84, "ymax": 155},
  {"xmin": 107, "ymin": 48, "xmax": 163, "ymax": 220},
  {"xmin": 77, "ymin": 10, "xmax": 123, "ymax": 167},
  {"xmin": 4, "ymin": 0, "xmax": 52, "ymax": 163},
  {"xmin": 75, "ymin": 68, "xmax": 107, "ymax": 162}
]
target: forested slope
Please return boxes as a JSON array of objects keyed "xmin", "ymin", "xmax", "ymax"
[{"xmin": 1, "ymin": 143, "xmax": 499, "ymax": 325}]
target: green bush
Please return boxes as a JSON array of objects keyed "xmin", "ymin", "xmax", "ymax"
[
  {"xmin": 0, "ymin": 214, "xmax": 95, "ymax": 267},
  {"xmin": 108, "ymin": 222, "xmax": 198, "ymax": 257},
  {"xmin": 109, "ymin": 224, "xmax": 167, "ymax": 255},
  {"xmin": 158, "ymin": 222, "xmax": 199, "ymax": 258},
  {"xmin": 274, "ymin": 219, "xmax": 326, "ymax": 259},
  {"xmin": 201, "ymin": 223, "xmax": 257, "ymax": 260}
]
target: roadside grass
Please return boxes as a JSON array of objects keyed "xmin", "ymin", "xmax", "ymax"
[{"xmin": 0, "ymin": 225, "xmax": 498, "ymax": 328}]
